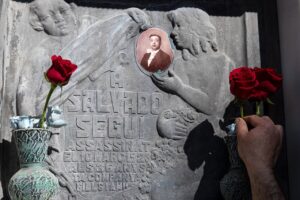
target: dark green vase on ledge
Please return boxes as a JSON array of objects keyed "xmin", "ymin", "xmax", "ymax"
[
  {"xmin": 219, "ymin": 135, "xmax": 251, "ymax": 200},
  {"xmin": 8, "ymin": 128, "xmax": 59, "ymax": 200}
]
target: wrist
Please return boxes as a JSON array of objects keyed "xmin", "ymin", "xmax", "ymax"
[
  {"xmin": 246, "ymin": 165, "xmax": 275, "ymax": 182},
  {"xmin": 176, "ymin": 82, "xmax": 185, "ymax": 95},
  {"xmin": 247, "ymin": 166, "xmax": 285, "ymax": 200},
  {"xmin": 242, "ymin": 158, "xmax": 273, "ymax": 175}
]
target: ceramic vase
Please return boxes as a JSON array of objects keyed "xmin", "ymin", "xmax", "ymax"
[{"xmin": 8, "ymin": 128, "xmax": 59, "ymax": 200}]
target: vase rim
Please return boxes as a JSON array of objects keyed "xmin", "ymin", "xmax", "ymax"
[{"xmin": 12, "ymin": 128, "xmax": 51, "ymax": 133}]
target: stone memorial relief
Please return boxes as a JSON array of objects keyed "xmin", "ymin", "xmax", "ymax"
[{"xmin": 0, "ymin": 0, "xmax": 261, "ymax": 199}]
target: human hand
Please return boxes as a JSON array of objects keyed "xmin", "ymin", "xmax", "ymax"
[
  {"xmin": 236, "ymin": 115, "xmax": 283, "ymax": 175},
  {"xmin": 151, "ymin": 69, "xmax": 183, "ymax": 94}
]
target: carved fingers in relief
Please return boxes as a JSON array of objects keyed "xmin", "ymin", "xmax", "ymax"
[
  {"xmin": 151, "ymin": 70, "xmax": 183, "ymax": 95},
  {"xmin": 157, "ymin": 109, "xmax": 199, "ymax": 140}
]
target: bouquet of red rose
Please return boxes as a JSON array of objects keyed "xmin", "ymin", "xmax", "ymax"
[
  {"xmin": 10, "ymin": 55, "xmax": 77, "ymax": 129},
  {"xmin": 229, "ymin": 66, "xmax": 282, "ymax": 117}
]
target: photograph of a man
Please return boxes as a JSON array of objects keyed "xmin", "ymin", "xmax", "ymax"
[
  {"xmin": 140, "ymin": 34, "xmax": 172, "ymax": 72},
  {"xmin": 136, "ymin": 28, "xmax": 173, "ymax": 74}
]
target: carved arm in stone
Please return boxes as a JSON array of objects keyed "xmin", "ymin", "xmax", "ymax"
[{"xmin": 152, "ymin": 69, "xmax": 213, "ymax": 115}]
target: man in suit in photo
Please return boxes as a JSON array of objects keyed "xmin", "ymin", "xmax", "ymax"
[{"xmin": 140, "ymin": 34, "xmax": 172, "ymax": 72}]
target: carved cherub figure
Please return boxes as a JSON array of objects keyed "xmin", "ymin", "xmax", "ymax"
[
  {"xmin": 17, "ymin": 0, "xmax": 99, "ymax": 117},
  {"xmin": 29, "ymin": 0, "xmax": 77, "ymax": 36}
]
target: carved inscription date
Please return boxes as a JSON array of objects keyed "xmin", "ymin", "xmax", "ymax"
[
  {"xmin": 63, "ymin": 89, "xmax": 163, "ymax": 194},
  {"xmin": 64, "ymin": 139, "xmax": 152, "ymax": 192}
]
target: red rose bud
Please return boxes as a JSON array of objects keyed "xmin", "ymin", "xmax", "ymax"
[
  {"xmin": 45, "ymin": 55, "xmax": 77, "ymax": 86},
  {"xmin": 252, "ymin": 67, "xmax": 282, "ymax": 95},
  {"xmin": 248, "ymin": 89, "xmax": 269, "ymax": 101},
  {"xmin": 229, "ymin": 67, "xmax": 282, "ymax": 101},
  {"xmin": 229, "ymin": 67, "xmax": 259, "ymax": 100},
  {"xmin": 40, "ymin": 55, "xmax": 77, "ymax": 128}
]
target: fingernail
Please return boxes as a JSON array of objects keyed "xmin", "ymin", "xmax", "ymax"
[{"xmin": 235, "ymin": 118, "xmax": 240, "ymax": 124}]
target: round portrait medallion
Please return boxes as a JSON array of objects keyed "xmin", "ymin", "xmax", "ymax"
[{"xmin": 136, "ymin": 27, "xmax": 174, "ymax": 75}]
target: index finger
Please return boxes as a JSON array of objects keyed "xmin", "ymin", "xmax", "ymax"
[{"xmin": 235, "ymin": 118, "xmax": 249, "ymax": 138}]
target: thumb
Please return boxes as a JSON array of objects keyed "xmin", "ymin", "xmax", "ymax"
[
  {"xmin": 236, "ymin": 118, "xmax": 248, "ymax": 138},
  {"xmin": 168, "ymin": 69, "xmax": 175, "ymax": 77}
]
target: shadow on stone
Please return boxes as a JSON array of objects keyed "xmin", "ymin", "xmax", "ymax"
[
  {"xmin": 184, "ymin": 120, "xmax": 229, "ymax": 200},
  {"xmin": 1, "ymin": 139, "xmax": 19, "ymax": 200}
]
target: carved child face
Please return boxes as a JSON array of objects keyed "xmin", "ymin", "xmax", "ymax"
[
  {"xmin": 170, "ymin": 17, "xmax": 193, "ymax": 50},
  {"xmin": 32, "ymin": 0, "xmax": 76, "ymax": 36},
  {"xmin": 149, "ymin": 35, "xmax": 161, "ymax": 51}
]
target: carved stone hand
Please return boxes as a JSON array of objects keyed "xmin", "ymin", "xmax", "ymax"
[
  {"xmin": 127, "ymin": 8, "xmax": 152, "ymax": 31},
  {"xmin": 157, "ymin": 109, "xmax": 189, "ymax": 140},
  {"xmin": 151, "ymin": 69, "xmax": 183, "ymax": 94}
]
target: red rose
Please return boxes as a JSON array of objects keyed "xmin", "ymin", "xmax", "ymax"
[
  {"xmin": 229, "ymin": 67, "xmax": 259, "ymax": 100},
  {"xmin": 45, "ymin": 55, "xmax": 77, "ymax": 86},
  {"xmin": 252, "ymin": 67, "xmax": 282, "ymax": 99}
]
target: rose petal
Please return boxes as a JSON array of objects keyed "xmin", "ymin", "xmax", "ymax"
[
  {"xmin": 45, "ymin": 55, "xmax": 77, "ymax": 86},
  {"xmin": 229, "ymin": 67, "xmax": 258, "ymax": 100}
]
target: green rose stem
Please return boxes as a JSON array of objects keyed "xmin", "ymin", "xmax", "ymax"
[
  {"xmin": 256, "ymin": 101, "xmax": 263, "ymax": 116},
  {"xmin": 255, "ymin": 101, "xmax": 260, "ymax": 116},
  {"xmin": 240, "ymin": 104, "xmax": 244, "ymax": 118},
  {"xmin": 39, "ymin": 83, "xmax": 57, "ymax": 128}
]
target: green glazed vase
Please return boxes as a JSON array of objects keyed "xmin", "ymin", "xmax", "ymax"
[{"xmin": 8, "ymin": 129, "xmax": 59, "ymax": 200}]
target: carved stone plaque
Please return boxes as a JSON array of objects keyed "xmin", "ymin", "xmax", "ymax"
[{"xmin": 0, "ymin": 0, "xmax": 261, "ymax": 199}]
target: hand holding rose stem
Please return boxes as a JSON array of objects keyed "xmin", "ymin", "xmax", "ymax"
[
  {"xmin": 236, "ymin": 116, "xmax": 285, "ymax": 200},
  {"xmin": 229, "ymin": 66, "xmax": 284, "ymax": 199},
  {"xmin": 39, "ymin": 55, "xmax": 77, "ymax": 128}
]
